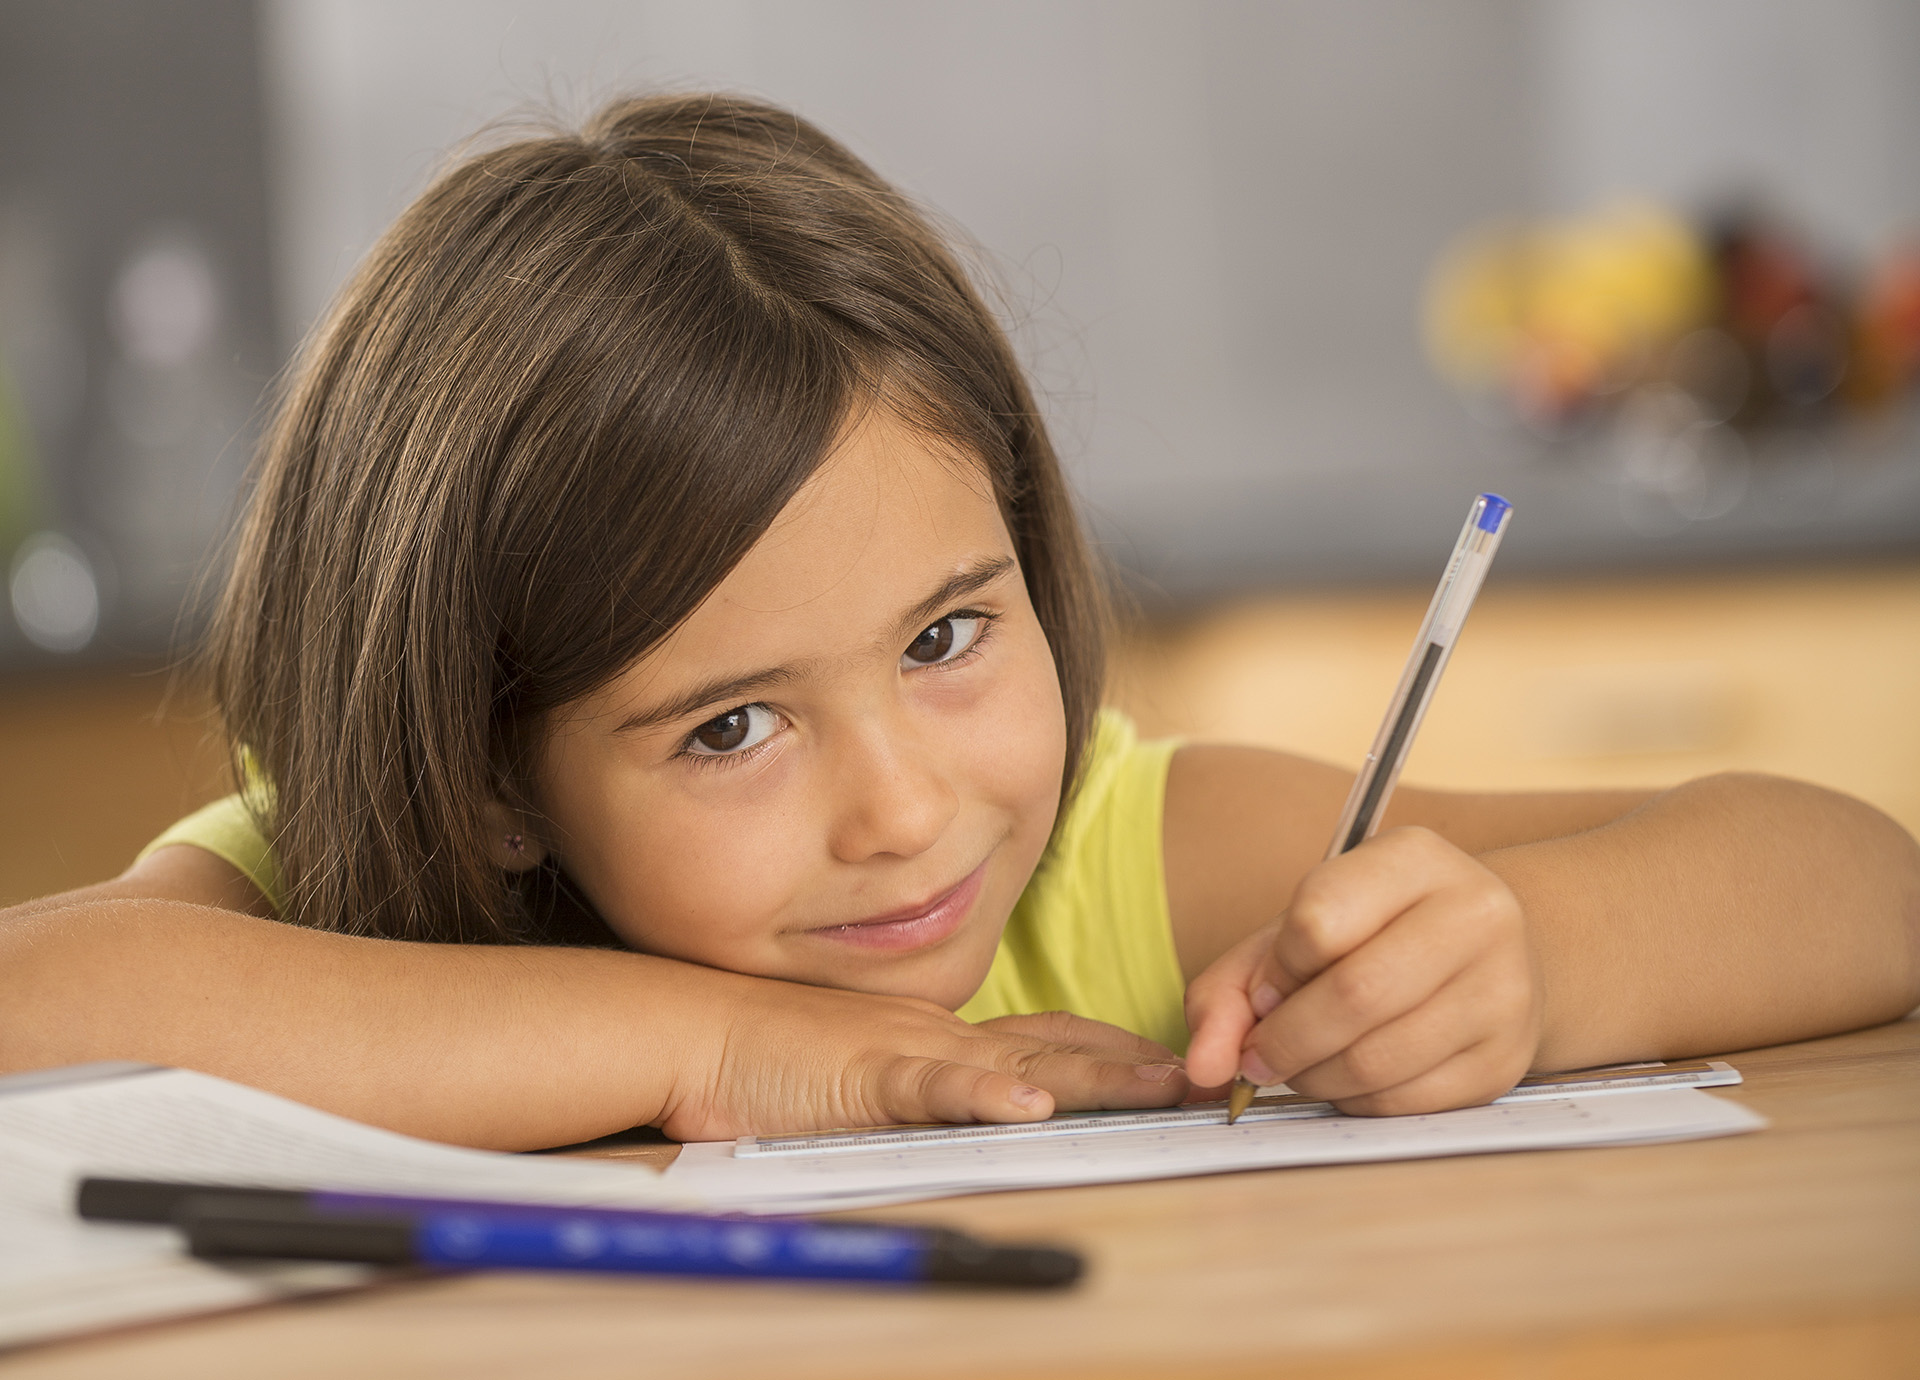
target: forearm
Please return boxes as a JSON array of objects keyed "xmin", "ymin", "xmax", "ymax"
[
  {"xmin": 1485, "ymin": 774, "xmax": 1920, "ymax": 1069},
  {"xmin": 0, "ymin": 898, "xmax": 719, "ymax": 1150}
]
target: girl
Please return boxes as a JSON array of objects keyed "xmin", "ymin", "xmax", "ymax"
[{"xmin": 2, "ymin": 95, "xmax": 1914, "ymax": 1152}]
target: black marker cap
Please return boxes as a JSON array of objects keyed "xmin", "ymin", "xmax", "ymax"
[
  {"xmin": 77, "ymin": 1177, "xmax": 306, "ymax": 1224},
  {"xmin": 176, "ymin": 1196, "xmax": 416, "ymax": 1264},
  {"xmin": 921, "ymin": 1235, "xmax": 1084, "ymax": 1288}
]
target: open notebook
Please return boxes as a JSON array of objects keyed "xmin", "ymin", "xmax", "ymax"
[{"xmin": 0, "ymin": 1063, "xmax": 688, "ymax": 1351}]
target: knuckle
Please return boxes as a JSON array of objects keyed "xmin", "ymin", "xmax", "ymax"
[
  {"xmin": 1326, "ymin": 959, "xmax": 1385, "ymax": 1013},
  {"xmin": 1252, "ymin": 1024, "xmax": 1307, "ymax": 1076},
  {"xmin": 1339, "ymin": 1035, "xmax": 1401, "ymax": 1091},
  {"xmin": 898, "ymin": 994, "xmax": 959, "ymax": 1021},
  {"xmin": 1017, "ymin": 1010, "xmax": 1078, "ymax": 1042},
  {"xmin": 1380, "ymin": 824, "xmax": 1441, "ymax": 856},
  {"xmin": 1471, "ymin": 882, "xmax": 1521, "ymax": 929},
  {"xmin": 1001, "ymin": 1046, "xmax": 1053, "ymax": 1084},
  {"xmin": 1354, "ymin": 1086, "xmax": 1423, "ymax": 1117},
  {"xmin": 1286, "ymin": 908, "xmax": 1341, "ymax": 967},
  {"xmin": 901, "ymin": 1056, "xmax": 951, "ymax": 1108}
]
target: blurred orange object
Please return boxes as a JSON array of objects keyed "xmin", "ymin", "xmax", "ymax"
[
  {"xmin": 1847, "ymin": 243, "xmax": 1920, "ymax": 410},
  {"xmin": 1424, "ymin": 203, "xmax": 1711, "ymax": 429},
  {"xmin": 1425, "ymin": 200, "xmax": 1917, "ymax": 434}
]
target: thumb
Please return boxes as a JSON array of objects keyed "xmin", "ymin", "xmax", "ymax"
[{"xmin": 1182, "ymin": 924, "xmax": 1278, "ymax": 1088}]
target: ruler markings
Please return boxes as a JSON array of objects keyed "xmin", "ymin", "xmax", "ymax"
[{"xmin": 733, "ymin": 1062, "xmax": 1741, "ymax": 1158}]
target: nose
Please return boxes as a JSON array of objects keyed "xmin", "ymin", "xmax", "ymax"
[{"xmin": 823, "ymin": 718, "xmax": 959, "ymax": 864}]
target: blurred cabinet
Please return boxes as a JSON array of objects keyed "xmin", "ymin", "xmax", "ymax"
[
  {"xmin": 0, "ymin": 674, "xmax": 226, "ymax": 905},
  {"xmin": 1112, "ymin": 563, "xmax": 1920, "ymax": 835}
]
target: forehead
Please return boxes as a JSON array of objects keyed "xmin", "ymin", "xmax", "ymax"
[
  {"xmin": 736, "ymin": 408, "xmax": 1003, "ymax": 593},
  {"xmin": 637, "ymin": 409, "xmax": 1013, "ymax": 682}
]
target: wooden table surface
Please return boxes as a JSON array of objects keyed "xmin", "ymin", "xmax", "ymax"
[{"xmin": 9, "ymin": 1018, "xmax": 1917, "ymax": 1379}]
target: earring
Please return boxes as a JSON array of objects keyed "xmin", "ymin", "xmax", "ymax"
[{"xmin": 505, "ymin": 833, "xmax": 525, "ymax": 855}]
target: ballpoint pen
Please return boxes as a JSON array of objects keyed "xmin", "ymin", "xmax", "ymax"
[
  {"xmin": 1226, "ymin": 492, "xmax": 1513, "ymax": 1124},
  {"xmin": 77, "ymin": 1177, "xmax": 1081, "ymax": 1288}
]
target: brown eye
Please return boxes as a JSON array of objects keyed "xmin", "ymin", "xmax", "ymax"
[
  {"xmin": 693, "ymin": 709, "xmax": 750, "ymax": 752},
  {"xmin": 905, "ymin": 618, "xmax": 956, "ymax": 665},
  {"xmin": 688, "ymin": 705, "xmax": 780, "ymax": 757},
  {"xmin": 901, "ymin": 614, "xmax": 986, "ymax": 669}
]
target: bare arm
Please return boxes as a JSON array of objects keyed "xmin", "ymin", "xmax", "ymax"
[
  {"xmin": 1170, "ymin": 746, "xmax": 1920, "ymax": 1085},
  {"xmin": 1165, "ymin": 744, "xmax": 1651, "ymax": 979},
  {"xmin": 1488, "ymin": 772, "xmax": 1920, "ymax": 1066},
  {"xmin": 0, "ymin": 848, "xmax": 1188, "ymax": 1150}
]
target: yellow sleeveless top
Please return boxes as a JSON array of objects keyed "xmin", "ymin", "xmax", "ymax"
[{"xmin": 140, "ymin": 709, "xmax": 1189, "ymax": 1051}]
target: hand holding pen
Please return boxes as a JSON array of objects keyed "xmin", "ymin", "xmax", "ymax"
[{"xmin": 1183, "ymin": 495, "xmax": 1542, "ymax": 1118}]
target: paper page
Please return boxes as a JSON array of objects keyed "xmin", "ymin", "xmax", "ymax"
[
  {"xmin": 665, "ymin": 1088, "xmax": 1766, "ymax": 1214},
  {"xmin": 0, "ymin": 1065, "xmax": 685, "ymax": 1350}
]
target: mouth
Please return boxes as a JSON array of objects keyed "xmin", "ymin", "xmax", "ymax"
[{"xmin": 803, "ymin": 860, "xmax": 990, "ymax": 953}]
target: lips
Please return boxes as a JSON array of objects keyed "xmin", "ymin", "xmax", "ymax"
[{"xmin": 805, "ymin": 860, "xmax": 988, "ymax": 953}]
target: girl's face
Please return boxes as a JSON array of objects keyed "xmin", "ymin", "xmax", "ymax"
[{"xmin": 531, "ymin": 407, "xmax": 1069, "ymax": 1009}]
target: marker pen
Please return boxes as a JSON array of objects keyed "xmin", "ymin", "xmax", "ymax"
[{"xmin": 77, "ymin": 1178, "xmax": 1081, "ymax": 1288}]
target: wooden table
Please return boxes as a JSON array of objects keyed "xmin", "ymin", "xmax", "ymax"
[{"xmin": 9, "ymin": 1020, "xmax": 1917, "ymax": 1379}]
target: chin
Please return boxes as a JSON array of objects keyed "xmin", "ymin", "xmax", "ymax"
[{"xmin": 836, "ymin": 948, "xmax": 996, "ymax": 1011}]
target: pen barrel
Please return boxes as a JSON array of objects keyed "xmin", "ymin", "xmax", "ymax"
[
  {"xmin": 412, "ymin": 1212, "xmax": 935, "ymax": 1281},
  {"xmin": 177, "ymin": 1197, "xmax": 1081, "ymax": 1288},
  {"xmin": 1325, "ymin": 494, "xmax": 1510, "ymax": 859}
]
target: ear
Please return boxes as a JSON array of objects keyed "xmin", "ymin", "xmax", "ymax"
[{"xmin": 480, "ymin": 798, "xmax": 550, "ymax": 872}]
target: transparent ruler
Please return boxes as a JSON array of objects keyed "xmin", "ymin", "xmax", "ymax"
[{"xmin": 734, "ymin": 1060, "xmax": 1741, "ymax": 1158}]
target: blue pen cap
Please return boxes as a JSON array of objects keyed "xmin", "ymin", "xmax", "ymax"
[{"xmin": 1475, "ymin": 492, "xmax": 1512, "ymax": 533}]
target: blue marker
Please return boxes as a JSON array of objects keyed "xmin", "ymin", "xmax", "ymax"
[
  {"xmin": 76, "ymin": 1177, "xmax": 1080, "ymax": 1288},
  {"xmin": 1225, "ymin": 492, "xmax": 1513, "ymax": 1123}
]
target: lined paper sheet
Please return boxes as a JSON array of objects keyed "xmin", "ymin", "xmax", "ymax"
[
  {"xmin": 666, "ymin": 1087, "xmax": 1766, "ymax": 1214},
  {"xmin": 0, "ymin": 1065, "xmax": 690, "ymax": 1351}
]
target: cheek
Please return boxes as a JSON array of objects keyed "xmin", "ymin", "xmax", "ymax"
[
  {"xmin": 538, "ymin": 747, "xmax": 813, "ymax": 968},
  {"xmin": 951, "ymin": 623, "xmax": 1068, "ymax": 837}
]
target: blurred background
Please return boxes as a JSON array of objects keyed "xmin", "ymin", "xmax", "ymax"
[{"xmin": 1, "ymin": 0, "xmax": 1916, "ymax": 903}]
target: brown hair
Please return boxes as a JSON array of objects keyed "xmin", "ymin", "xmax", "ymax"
[{"xmin": 205, "ymin": 93, "xmax": 1106, "ymax": 945}]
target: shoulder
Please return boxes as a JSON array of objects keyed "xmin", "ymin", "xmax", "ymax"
[
  {"xmin": 127, "ymin": 795, "xmax": 280, "ymax": 917},
  {"xmin": 980, "ymin": 709, "xmax": 1188, "ymax": 1046},
  {"xmin": 1059, "ymin": 708, "xmax": 1177, "ymax": 840},
  {"xmin": 1033, "ymin": 709, "xmax": 1182, "ymax": 896},
  {"xmin": 1162, "ymin": 742, "xmax": 1357, "ymax": 977}
]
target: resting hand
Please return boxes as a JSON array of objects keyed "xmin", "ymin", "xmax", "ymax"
[
  {"xmin": 1183, "ymin": 826, "xmax": 1540, "ymax": 1116},
  {"xmin": 655, "ymin": 976, "xmax": 1189, "ymax": 1141}
]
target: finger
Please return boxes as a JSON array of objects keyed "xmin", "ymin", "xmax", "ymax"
[
  {"xmin": 975, "ymin": 1010, "xmax": 1183, "ymax": 1064},
  {"xmin": 1245, "ymin": 888, "xmax": 1488, "ymax": 1082},
  {"xmin": 1265, "ymin": 827, "xmax": 1471, "ymax": 988},
  {"xmin": 1284, "ymin": 963, "xmax": 1521, "ymax": 1102},
  {"xmin": 872, "ymin": 1055, "xmax": 1056, "ymax": 1125},
  {"xmin": 1324, "ymin": 1039, "xmax": 1530, "ymax": 1118},
  {"xmin": 1181, "ymin": 926, "xmax": 1275, "ymax": 1088},
  {"xmin": 987, "ymin": 1042, "xmax": 1190, "ymax": 1111}
]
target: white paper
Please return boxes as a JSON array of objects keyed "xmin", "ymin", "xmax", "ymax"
[
  {"xmin": 666, "ymin": 1087, "xmax": 1766, "ymax": 1214},
  {"xmin": 0, "ymin": 1064, "xmax": 688, "ymax": 1350}
]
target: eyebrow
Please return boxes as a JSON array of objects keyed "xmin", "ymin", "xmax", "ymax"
[
  {"xmin": 614, "ymin": 555, "xmax": 1018, "ymax": 736},
  {"xmin": 890, "ymin": 555, "xmax": 1017, "ymax": 645}
]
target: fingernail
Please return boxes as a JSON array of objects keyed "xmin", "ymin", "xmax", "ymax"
[
  {"xmin": 1251, "ymin": 983, "xmax": 1281, "ymax": 1019},
  {"xmin": 1134, "ymin": 1063, "xmax": 1180, "ymax": 1083},
  {"xmin": 1008, "ymin": 1084, "xmax": 1044, "ymax": 1108},
  {"xmin": 1241, "ymin": 1051, "xmax": 1278, "ymax": 1086}
]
